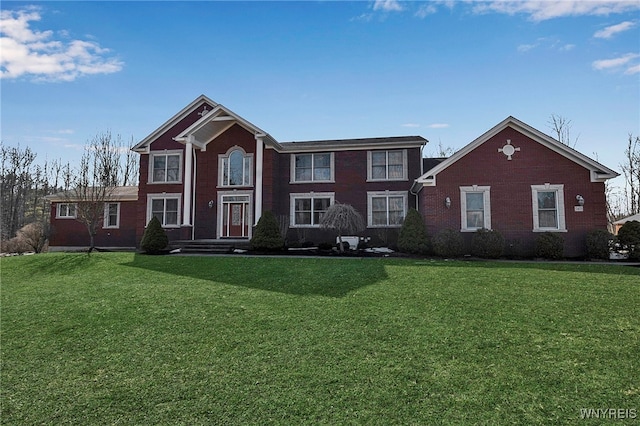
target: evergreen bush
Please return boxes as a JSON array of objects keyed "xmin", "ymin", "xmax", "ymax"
[
  {"xmin": 433, "ymin": 229, "xmax": 465, "ymax": 258},
  {"xmin": 617, "ymin": 220, "xmax": 640, "ymax": 260},
  {"xmin": 535, "ymin": 232, "xmax": 564, "ymax": 259},
  {"xmin": 140, "ymin": 216, "xmax": 169, "ymax": 254},
  {"xmin": 397, "ymin": 208, "xmax": 431, "ymax": 255},
  {"xmin": 250, "ymin": 211, "xmax": 284, "ymax": 251},
  {"xmin": 585, "ymin": 229, "xmax": 613, "ymax": 260},
  {"xmin": 471, "ymin": 228, "xmax": 504, "ymax": 259}
]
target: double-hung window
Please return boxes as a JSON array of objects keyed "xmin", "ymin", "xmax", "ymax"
[
  {"xmin": 531, "ymin": 184, "xmax": 566, "ymax": 231},
  {"xmin": 220, "ymin": 148, "xmax": 252, "ymax": 187},
  {"xmin": 368, "ymin": 150, "xmax": 407, "ymax": 181},
  {"xmin": 147, "ymin": 194, "xmax": 181, "ymax": 227},
  {"xmin": 291, "ymin": 153, "xmax": 333, "ymax": 183},
  {"xmin": 150, "ymin": 151, "xmax": 181, "ymax": 183},
  {"xmin": 103, "ymin": 202, "xmax": 120, "ymax": 228},
  {"xmin": 290, "ymin": 193, "xmax": 334, "ymax": 227},
  {"xmin": 460, "ymin": 186, "xmax": 491, "ymax": 231},
  {"xmin": 367, "ymin": 191, "xmax": 407, "ymax": 227},
  {"xmin": 57, "ymin": 203, "xmax": 76, "ymax": 219}
]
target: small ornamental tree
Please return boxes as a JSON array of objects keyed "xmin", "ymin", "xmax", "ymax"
[
  {"xmin": 397, "ymin": 208, "xmax": 430, "ymax": 255},
  {"xmin": 140, "ymin": 216, "xmax": 169, "ymax": 254},
  {"xmin": 617, "ymin": 220, "xmax": 640, "ymax": 260},
  {"xmin": 250, "ymin": 210, "xmax": 284, "ymax": 251},
  {"xmin": 320, "ymin": 202, "xmax": 365, "ymax": 253}
]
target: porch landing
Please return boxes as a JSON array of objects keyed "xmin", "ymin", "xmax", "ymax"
[{"xmin": 169, "ymin": 239, "xmax": 251, "ymax": 254}]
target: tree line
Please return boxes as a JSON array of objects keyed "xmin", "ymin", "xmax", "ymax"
[{"xmin": 1, "ymin": 132, "xmax": 138, "ymax": 252}]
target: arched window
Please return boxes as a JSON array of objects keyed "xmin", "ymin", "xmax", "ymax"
[{"xmin": 221, "ymin": 148, "xmax": 252, "ymax": 187}]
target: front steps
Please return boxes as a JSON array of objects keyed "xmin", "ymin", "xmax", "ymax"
[{"xmin": 169, "ymin": 239, "xmax": 251, "ymax": 254}]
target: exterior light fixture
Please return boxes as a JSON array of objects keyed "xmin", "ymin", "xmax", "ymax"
[
  {"xmin": 208, "ymin": 200, "xmax": 214, "ymax": 209},
  {"xmin": 576, "ymin": 195, "xmax": 584, "ymax": 206},
  {"xmin": 445, "ymin": 197, "xmax": 451, "ymax": 209}
]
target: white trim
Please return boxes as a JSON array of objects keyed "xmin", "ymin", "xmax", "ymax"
[
  {"xmin": 531, "ymin": 184, "xmax": 566, "ymax": 232},
  {"xmin": 289, "ymin": 192, "xmax": 335, "ymax": 228},
  {"xmin": 217, "ymin": 190, "xmax": 253, "ymax": 239},
  {"xmin": 146, "ymin": 193, "xmax": 182, "ymax": 228},
  {"xmin": 416, "ymin": 116, "xmax": 619, "ymax": 186},
  {"xmin": 133, "ymin": 95, "xmax": 218, "ymax": 152},
  {"xmin": 367, "ymin": 149, "xmax": 408, "ymax": 182},
  {"xmin": 183, "ymin": 139, "xmax": 193, "ymax": 226},
  {"xmin": 290, "ymin": 152, "xmax": 335, "ymax": 183},
  {"xmin": 148, "ymin": 150, "xmax": 183, "ymax": 184},
  {"xmin": 459, "ymin": 186, "xmax": 491, "ymax": 232},
  {"xmin": 56, "ymin": 203, "xmax": 77, "ymax": 219},
  {"xmin": 367, "ymin": 191, "xmax": 408, "ymax": 228},
  {"xmin": 218, "ymin": 146, "xmax": 254, "ymax": 188},
  {"xmin": 103, "ymin": 202, "xmax": 120, "ymax": 229},
  {"xmin": 255, "ymin": 137, "xmax": 264, "ymax": 225}
]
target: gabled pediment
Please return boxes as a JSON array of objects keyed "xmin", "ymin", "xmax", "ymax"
[
  {"xmin": 173, "ymin": 104, "xmax": 279, "ymax": 150},
  {"xmin": 415, "ymin": 116, "xmax": 619, "ymax": 186},
  {"xmin": 132, "ymin": 95, "xmax": 218, "ymax": 153}
]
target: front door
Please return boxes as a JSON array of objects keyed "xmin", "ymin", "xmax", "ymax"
[{"xmin": 221, "ymin": 195, "xmax": 250, "ymax": 238}]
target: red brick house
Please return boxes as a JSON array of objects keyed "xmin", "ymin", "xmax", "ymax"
[
  {"xmin": 48, "ymin": 95, "xmax": 618, "ymax": 257},
  {"xmin": 412, "ymin": 116, "xmax": 618, "ymax": 257},
  {"xmin": 47, "ymin": 186, "xmax": 138, "ymax": 250}
]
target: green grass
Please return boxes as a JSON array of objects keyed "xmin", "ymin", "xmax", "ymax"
[{"xmin": 1, "ymin": 253, "xmax": 639, "ymax": 425}]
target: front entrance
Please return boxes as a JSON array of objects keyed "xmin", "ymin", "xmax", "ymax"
[{"xmin": 219, "ymin": 193, "xmax": 251, "ymax": 238}]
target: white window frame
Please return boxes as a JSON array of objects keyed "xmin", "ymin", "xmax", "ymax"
[
  {"xmin": 103, "ymin": 202, "xmax": 120, "ymax": 229},
  {"xmin": 531, "ymin": 184, "xmax": 566, "ymax": 232},
  {"xmin": 367, "ymin": 191, "xmax": 408, "ymax": 228},
  {"xmin": 56, "ymin": 203, "xmax": 77, "ymax": 219},
  {"xmin": 289, "ymin": 192, "xmax": 335, "ymax": 228},
  {"xmin": 290, "ymin": 152, "xmax": 335, "ymax": 183},
  {"xmin": 149, "ymin": 150, "xmax": 182, "ymax": 184},
  {"xmin": 367, "ymin": 149, "xmax": 408, "ymax": 181},
  {"xmin": 218, "ymin": 147, "xmax": 254, "ymax": 187},
  {"xmin": 146, "ymin": 193, "xmax": 182, "ymax": 228},
  {"xmin": 459, "ymin": 186, "xmax": 491, "ymax": 232}
]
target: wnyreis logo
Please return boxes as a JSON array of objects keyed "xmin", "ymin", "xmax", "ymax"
[{"xmin": 580, "ymin": 408, "xmax": 637, "ymax": 420}]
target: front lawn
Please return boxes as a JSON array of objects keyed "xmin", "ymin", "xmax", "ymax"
[{"xmin": 1, "ymin": 253, "xmax": 638, "ymax": 424}]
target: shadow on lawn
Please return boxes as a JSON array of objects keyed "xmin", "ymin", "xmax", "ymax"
[{"xmin": 124, "ymin": 254, "xmax": 390, "ymax": 297}]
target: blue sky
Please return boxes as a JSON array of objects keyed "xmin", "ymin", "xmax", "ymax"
[{"xmin": 1, "ymin": 1, "xmax": 639, "ymax": 188}]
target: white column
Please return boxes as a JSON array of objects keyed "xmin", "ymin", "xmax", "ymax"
[
  {"xmin": 255, "ymin": 136, "xmax": 264, "ymax": 224},
  {"xmin": 182, "ymin": 136, "xmax": 193, "ymax": 226}
]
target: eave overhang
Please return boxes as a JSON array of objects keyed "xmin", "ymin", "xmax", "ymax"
[
  {"xmin": 173, "ymin": 104, "xmax": 279, "ymax": 150},
  {"xmin": 414, "ymin": 116, "xmax": 619, "ymax": 187}
]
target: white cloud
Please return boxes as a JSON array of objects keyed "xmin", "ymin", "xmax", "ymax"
[
  {"xmin": 0, "ymin": 7, "xmax": 123, "ymax": 82},
  {"xmin": 473, "ymin": 1, "xmax": 640, "ymax": 21},
  {"xmin": 592, "ymin": 53, "xmax": 640, "ymax": 73},
  {"xmin": 428, "ymin": 123, "xmax": 450, "ymax": 129},
  {"xmin": 373, "ymin": 0, "xmax": 404, "ymax": 13},
  {"xmin": 518, "ymin": 43, "xmax": 538, "ymax": 52},
  {"xmin": 415, "ymin": 4, "xmax": 438, "ymax": 19},
  {"xmin": 402, "ymin": 123, "xmax": 421, "ymax": 128},
  {"xmin": 594, "ymin": 20, "xmax": 637, "ymax": 39},
  {"xmin": 625, "ymin": 64, "xmax": 640, "ymax": 75}
]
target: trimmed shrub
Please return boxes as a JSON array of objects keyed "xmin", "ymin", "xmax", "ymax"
[
  {"xmin": 397, "ymin": 208, "xmax": 431, "ymax": 255},
  {"xmin": 433, "ymin": 229, "xmax": 465, "ymax": 258},
  {"xmin": 471, "ymin": 228, "xmax": 504, "ymax": 259},
  {"xmin": 535, "ymin": 232, "xmax": 564, "ymax": 260},
  {"xmin": 250, "ymin": 211, "xmax": 284, "ymax": 251},
  {"xmin": 585, "ymin": 229, "xmax": 613, "ymax": 260},
  {"xmin": 617, "ymin": 220, "xmax": 640, "ymax": 260},
  {"xmin": 140, "ymin": 216, "xmax": 169, "ymax": 254}
]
